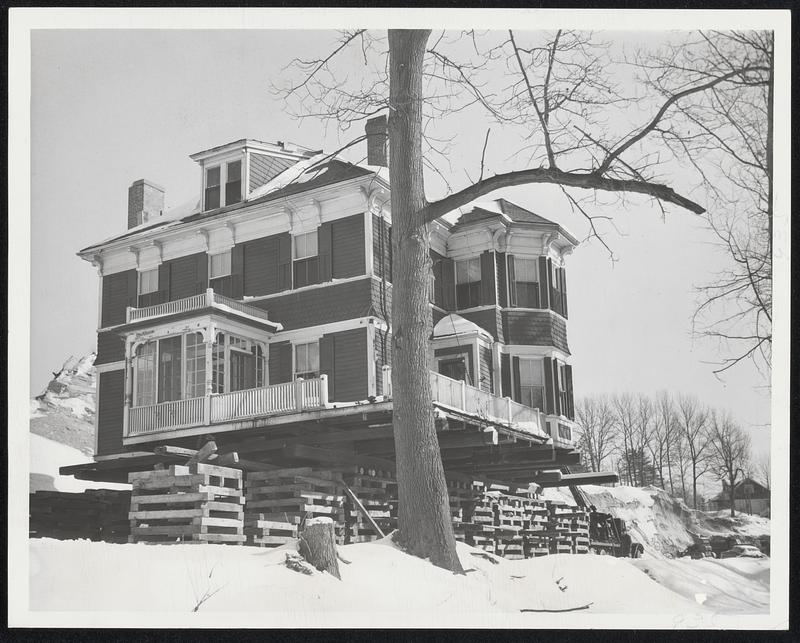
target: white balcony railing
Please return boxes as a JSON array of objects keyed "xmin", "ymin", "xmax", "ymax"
[
  {"xmin": 382, "ymin": 367, "xmax": 549, "ymax": 441},
  {"xmin": 126, "ymin": 289, "xmax": 272, "ymax": 324},
  {"xmin": 128, "ymin": 396, "xmax": 206, "ymax": 436},
  {"xmin": 127, "ymin": 376, "xmax": 328, "ymax": 436}
]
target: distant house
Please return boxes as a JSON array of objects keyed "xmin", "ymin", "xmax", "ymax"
[
  {"xmin": 707, "ymin": 478, "xmax": 770, "ymax": 516},
  {"xmin": 62, "ymin": 122, "xmax": 617, "ymax": 490}
]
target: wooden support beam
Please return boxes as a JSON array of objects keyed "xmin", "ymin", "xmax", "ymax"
[
  {"xmin": 338, "ymin": 478, "xmax": 386, "ymax": 538},
  {"xmin": 186, "ymin": 440, "xmax": 217, "ymax": 465},
  {"xmin": 282, "ymin": 444, "xmax": 397, "ymax": 472}
]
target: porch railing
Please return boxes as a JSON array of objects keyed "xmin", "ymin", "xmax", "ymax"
[
  {"xmin": 127, "ymin": 375, "xmax": 328, "ymax": 436},
  {"xmin": 128, "ymin": 396, "xmax": 206, "ymax": 436},
  {"xmin": 126, "ymin": 289, "xmax": 271, "ymax": 324},
  {"xmin": 382, "ymin": 366, "xmax": 548, "ymax": 440}
]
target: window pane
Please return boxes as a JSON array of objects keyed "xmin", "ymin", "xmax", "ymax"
[
  {"xmin": 206, "ymin": 166, "xmax": 220, "ymax": 186},
  {"xmin": 138, "ymin": 268, "xmax": 158, "ymax": 295},
  {"xmin": 295, "ymin": 341, "xmax": 319, "ymax": 378},
  {"xmin": 212, "ymin": 332, "xmax": 226, "ymax": 394},
  {"xmin": 205, "ymin": 186, "xmax": 220, "ymax": 210},
  {"xmin": 210, "ymin": 251, "xmax": 232, "ymax": 278},
  {"xmin": 515, "ymin": 257, "xmax": 538, "ymax": 283},
  {"xmin": 185, "ymin": 332, "xmax": 206, "ymax": 398},
  {"xmin": 226, "ymin": 160, "xmax": 241, "ymax": 181},
  {"xmin": 158, "ymin": 336, "xmax": 183, "ymax": 402},
  {"xmin": 134, "ymin": 342, "xmax": 157, "ymax": 406},
  {"xmin": 456, "ymin": 258, "xmax": 481, "ymax": 284},
  {"xmin": 294, "ymin": 231, "xmax": 318, "ymax": 259}
]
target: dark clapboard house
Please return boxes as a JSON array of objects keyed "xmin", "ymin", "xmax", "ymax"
[{"xmin": 62, "ymin": 123, "xmax": 617, "ymax": 500}]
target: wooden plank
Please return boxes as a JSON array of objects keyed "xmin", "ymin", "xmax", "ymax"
[
  {"xmin": 339, "ymin": 478, "xmax": 385, "ymax": 539},
  {"xmin": 131, "ymin": 474, "xmax": 208, "ymax": 490},
  {"xmin": 186, "ymin": 441, "xmax": 217, "ymax": 465}
]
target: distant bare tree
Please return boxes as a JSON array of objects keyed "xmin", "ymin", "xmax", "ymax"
[
  {"xmin": 611, "ymin": 394, "xmax": 638, "ymax": 485},
  {"xmin": 706, "ymin": 411, "xmax": 751, "ymax": 517},
  {"xmin": 753, "ymin": 451, "xmax": 771, "ymax": 491},
  {"xmin": 576, "ymin": 396, "xmax": 617, "ymax": 472},
  {"xmin": 652, "ymin": 391, "xmax": 680, "ymax": 494},
  {"xmin": 675, "ymin": 394, "xmax": 711, "ymax": 508},
  {"xmin": 640, "ymin": 31, "xmax": 774, "ymax": 375}
]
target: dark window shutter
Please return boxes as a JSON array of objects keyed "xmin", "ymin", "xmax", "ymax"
[
  {"xmin": 318, "ymin": 223, "xmax": 333, "ymax": 282},
  {"xmin": 512, "ymin": 356, "xmax": 522, "ymax": 403},
  {"xmin": 565, "ymin": 364, "xmax": 574, "ymax": 420},
  {"xmin": 543, "ymin": 356, "xmax": 554, "ymax": 415},
  {"xmin": 230, "ymin": 244, "xmax": 245, "ymax": 299},
  {"xmin": 480, "ymin": 250, "xmax": 496, "ymax": 306},
  {"xmin": 538, "ymin": 257, "xmax": 549, "ymax": 309},
  {"xmin": 269, "ymin": 341, "xmax": 292, "ymax": 384},
  {"xmin": 552, "ymin": 358, "xmax": 561, "ymax": 416},
  {"xmin": 560, "ymin": 267, "xmax": 568, "ymax": 318},
  {"xmin": 319, "ymin": 334, "xmax": 335, "ymax": 400},
  {"xmin": 500, "ymin": 353, "xmax": 511, "ymax": 398},
  {"xmin": 507, "ymin": 254, "xmax": 517, "ymax": 307},
  {"xmin": 127, "ymin": 270, "xmax": 138, "ymax": 309},
  {"xmin": 496, "ymin": 252, "xmax": 507, "ymax": 307},
  {"xmin": 196, "ymin": 253, "xmax": 208, "ymax": 294},
  {"xmin": 158, "ymin": 262, "xmax": 171, "ymax": 302},
  {"xmin": 441, "ymin": 258, "xmax": 456, "ymax": 310},
  {"xmin": 277, "ymin": 233, "xmax": 292, "ymax": 291}
]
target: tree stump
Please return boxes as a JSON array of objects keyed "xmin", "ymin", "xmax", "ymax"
[{"xmin": 298, "ymin": 517, "xmax": 341, "ymax": 580}]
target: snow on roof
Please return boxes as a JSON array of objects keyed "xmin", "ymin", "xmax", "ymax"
[
  {"xmin": 247, "ymin": 152, "xmax": 331, "ymax": 201},
  {"xmin": 433, "ymin": 314, "xmax": 491, "ymax": 339}
]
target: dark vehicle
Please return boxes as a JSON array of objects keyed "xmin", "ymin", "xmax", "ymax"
[{"xmin": 720, "ymin": 544, "xmax": 767, "ymax": 559}]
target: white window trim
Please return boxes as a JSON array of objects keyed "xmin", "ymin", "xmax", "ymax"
[
  {"xmin": 293, "ymin": 339, "xmax": 320, "ymax": 380},
  {"xmin": 203, "ymin": 155, "xmax": 244, "ymax": 211}
]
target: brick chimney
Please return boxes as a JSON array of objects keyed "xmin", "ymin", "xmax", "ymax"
[
  {"xmin": 365, "ymin": 115, "xmax": 388, "ymax": 167},
  {"xmin": 128, "ymin": 179, "xmax": 165, "ymax": 229}
]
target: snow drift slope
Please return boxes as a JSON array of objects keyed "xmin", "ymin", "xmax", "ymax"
[
  {"xmin": 30, "ymin": 353, "xmax": 96, "ymax": 455},
  {"xmin": 542, "ymin": 484, "xmax": 770, "ymax": 558}
]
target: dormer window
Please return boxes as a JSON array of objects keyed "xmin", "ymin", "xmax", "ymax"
[
  {"xmin": 204, "ymin": 159, "xmax": 243, "ymax": 211},
  {"xmin": 293, "ymin": 230, "xmax": 319, "ymax": 288}
]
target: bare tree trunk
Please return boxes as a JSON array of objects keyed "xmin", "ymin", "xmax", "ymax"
[
  {"xmin": 298, "ymin": 518, "xmax": 341, "ymax": 580},
  {"xmin": 388, "ymin": 29, "xmax": 463, "ymax": 574}
]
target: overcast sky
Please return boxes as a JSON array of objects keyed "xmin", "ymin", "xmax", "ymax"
[{"xmin": 29, "ymin": 28, "xmax": 772, "ymax": 455}]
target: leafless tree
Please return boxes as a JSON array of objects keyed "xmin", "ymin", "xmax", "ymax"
[
  {"xmin": 753, "ymin": 451, "xmax": 771, "ymax": 491},
  {"xmin": 275, "ymin": 28, "xmax": 762, "ymax": 572},
  {"xmin": 706, "ymin": 410, "xmax": 751, "ymax": 517},
  {"xmin": 675, "ymin": 394, "xmax": 711, "ymax": 508},
  {"xmin": 653, "ymin": 391, "xmax": 680, "ymax": 495},
  {"xmin": 637, "ymin": 31, "xmax": 773, "ymax": 376},
  {"xmin": 576, "ymin": 396, "xmax": 617, "ymax": 472}
]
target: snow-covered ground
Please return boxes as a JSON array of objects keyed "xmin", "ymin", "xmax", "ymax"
[{"xmin": 28, "ymin": 535, "xmax": 769, "ymax": 625}]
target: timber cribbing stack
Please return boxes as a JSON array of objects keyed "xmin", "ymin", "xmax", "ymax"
[{"xmin": 128, "ymin": 463, "xmax": 245, "ymax": 544}]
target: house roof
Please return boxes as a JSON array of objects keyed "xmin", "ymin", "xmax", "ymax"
[
  {"xmin": 433, "ymin": 313, "xmax": 492, "ymax": 340},
  {"xmin": 711, "ymin": 477, "xmax": 770, "ymax": 502},
  {"xmin": 450, "ymin": 198, "xmax": 579, "ymax": 245},
  {"xmin": 79, "ymin": 159, "xmax": 374, "ymax": 253}
]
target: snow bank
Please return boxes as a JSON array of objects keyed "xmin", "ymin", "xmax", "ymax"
[{"xmin": 29, "ymin": 434, "xmax": 129, "ymax": 493}]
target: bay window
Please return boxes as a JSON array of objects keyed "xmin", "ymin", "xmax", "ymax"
[
  {"xmin": 456, "ymin": 257, "xmax": 481, "ymax": 309},
  {"xmin": 293, "ymin": 231, "xmax": 320, "ymax": 288}
]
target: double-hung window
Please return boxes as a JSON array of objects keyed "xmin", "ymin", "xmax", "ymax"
[
  {"xmin": 293, "ymin": 231, "xmax": 320, "ymax": 288},
  {"xmin": 512, "ymin": 257, "xmax": 540, "ymax": 308},
  {"xmin": 210, "ymin": 250, "xmax": 232, "ymax": 280},
  {"xmin": 557, "ymin": 361, "xmax": 570, "ymax": 416},
  {"xmin": 518, "ymin": 358, "xmax": 545, "ymax": 410},
  {"xmin": 225, "ymin": 160, "xmax": 242, "ymax": 206},
  {"xmin": 137, "ymin": 267, "xmax": 161, "ymax": 307},
  {"xmin": 294, "ymin": 341, "xmax": 319, "ymax": 380},
  {"xmin": 455, "ymin": 257, "xmax": 481, "ymax": 309}
]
